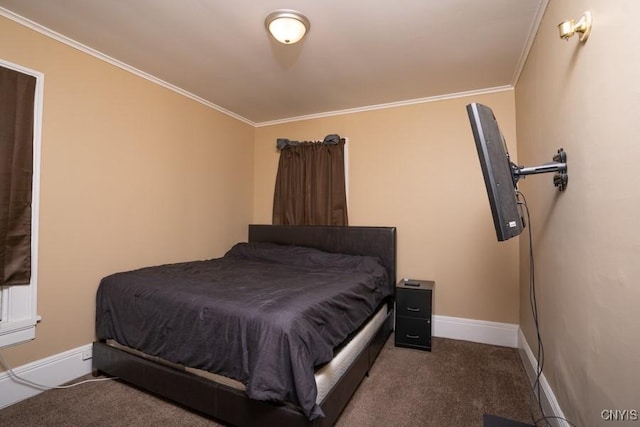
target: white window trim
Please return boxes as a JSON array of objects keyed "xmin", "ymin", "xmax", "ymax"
[
  {"xmin": 0, "ymin": 59, "xmax": 44, "ymax": 349},
  {"xmin": 343, "ymin": 137, "xmax": 349, "ymax": 207}
]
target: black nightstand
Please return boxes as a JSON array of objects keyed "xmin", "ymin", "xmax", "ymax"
[{"xmin": 395, "ymin": 279, "xmax": 434, "ymax": 351}]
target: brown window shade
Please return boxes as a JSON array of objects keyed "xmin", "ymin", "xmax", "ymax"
[
  {"xmin": 273, "ymin": 136, "xmax": 348, "ymax": 226},
  {"xmin": 0, "ymin": 65, "xmax": 36, "ymax": 286}
]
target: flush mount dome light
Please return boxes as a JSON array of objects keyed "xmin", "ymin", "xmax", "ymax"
[{"xmin": 265, "ymin": 9, "xmax": 310, "ymax": 44}]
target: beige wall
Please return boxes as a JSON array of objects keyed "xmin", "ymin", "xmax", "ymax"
[
  {"xmin": 0, "ymin": 16, "xmax": 255, "ymax": 368},
  {"xmin": 254, "ymin": 91, "xmax": 521, "ymax": 324},
  {"xmin": 14, "ymin": 6, "xmax": 632, "ymax": 421},
  {"xmin": 516, "ymin": 1, "xmax": 640, "ymax": 425}
]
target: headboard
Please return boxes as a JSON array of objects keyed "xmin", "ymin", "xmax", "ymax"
[{"xmin": 248, "ymin": 224, "xmax": 397, "ymax": 289}]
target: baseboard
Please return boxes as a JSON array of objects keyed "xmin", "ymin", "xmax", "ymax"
[
  {"xmin": 0, "ymin": 343, "xmax": 93, "ymax": 409},
  {"xmin": 517, "ymin": 329, "xmax": 570, "ymax": 427},
  {"xmin": 0, "ymin": 317, "xmax": 519, "ymax": 411},
  {"xmin": 432, "ymin": 315, "xmax": 519, "ymax": 348}
]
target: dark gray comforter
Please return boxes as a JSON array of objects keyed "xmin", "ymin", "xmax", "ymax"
[{"xmin": 95, "ymin": 242, "xmax": 391, "ymax": 420}]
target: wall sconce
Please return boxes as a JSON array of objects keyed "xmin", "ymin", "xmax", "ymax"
[
  {"xmin": 558, "ymin": 11, "xmax": 592, "ymax": 42},
  {"xmin": 265, "ymin": 9, "xmax": 310, "ymax": 44}
]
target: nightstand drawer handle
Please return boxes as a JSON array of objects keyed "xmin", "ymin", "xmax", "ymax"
[
  {"xmin": 406, "ymin": 307, "xmax": 420, "ymax": 312},
  {"xmin": 405, "ymin": 334, "xmax": 420, "ymax": 339}
]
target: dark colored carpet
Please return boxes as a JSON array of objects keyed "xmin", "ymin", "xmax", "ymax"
[{"xmin": 0, "ymin": 336, "xmax": 540, "ymax": 426}]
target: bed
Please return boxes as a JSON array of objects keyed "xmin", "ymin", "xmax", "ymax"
[{"xmin": 92, "ymin": 224, "xmax": 396, "ymax": 426}]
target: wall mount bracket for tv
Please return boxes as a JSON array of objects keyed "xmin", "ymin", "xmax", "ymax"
[{"xmin": 511, "ymin": 148, "xmax": 568, "ymax": 191}]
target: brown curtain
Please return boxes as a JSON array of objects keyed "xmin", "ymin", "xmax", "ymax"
[
  {"xmin": 273, "ymin": 135, "xmax": 348, "ymax": 226},
  {"xmin": 0, "ymin": 65, "xmax": 36, "ymax": 286}
]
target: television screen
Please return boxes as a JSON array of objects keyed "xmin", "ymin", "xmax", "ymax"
[{"xmin": 466, "ymin": 103, "xmax": 524, "ymax": 241}]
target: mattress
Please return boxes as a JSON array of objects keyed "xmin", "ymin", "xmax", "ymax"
[
  {"xmin": 314, "ymin": 304, "xmax": 388, "ymax": 402},
  {"xmin": 106, "ymin": 304, "xmax": 388, "ymax": 405}
]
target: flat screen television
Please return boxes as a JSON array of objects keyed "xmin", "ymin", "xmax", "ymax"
[{"xmin": 466, "ymin": 102, "xmax": 524, "ymax": 241}]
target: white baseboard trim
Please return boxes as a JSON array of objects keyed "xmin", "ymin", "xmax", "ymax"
[
  {"xmin": 0, "ymin": 317, "xmax": 520, "ymax": 410},
  {"xmin": 432, "ymin": 315, "xmax": 519, "ymax": 348},
  {"xmin": 517, "ymin": 328, "xmax": 571, "ymax": 427},
  {"xmin": 0, "ymin": 343, "xmax": 93, "ymax": 409}
]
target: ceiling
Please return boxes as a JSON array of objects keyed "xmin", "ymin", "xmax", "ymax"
[{"xmin": 0, "ymin": 0, "xmax": 546, "ymax": 125}]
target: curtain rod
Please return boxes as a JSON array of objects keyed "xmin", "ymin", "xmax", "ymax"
[{"xmin": 276, "ymin": 134, "xmax": 343, "ymax": 150}]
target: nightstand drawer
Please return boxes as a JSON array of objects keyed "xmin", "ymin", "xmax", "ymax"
[
  {"xmin": 396, "ymin": 289, "xmax": 431, "ymax": 319},
  {"xmin": 395, "ymin": 317, "xmax": 431, "ymax": 350}
]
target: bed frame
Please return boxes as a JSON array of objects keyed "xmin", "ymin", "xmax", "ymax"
[{"xmin": 92, "ymin": 224, "xmax": 396, "ymax": 426}]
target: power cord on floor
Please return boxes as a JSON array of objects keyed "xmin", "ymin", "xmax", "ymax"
[
  {"xmin": 0, "ymin": 351, "xmax": 117, "ymax": 390},
  {"xmin": 517, "ymin": 191, "xmax": 576, "ymax": 427}
]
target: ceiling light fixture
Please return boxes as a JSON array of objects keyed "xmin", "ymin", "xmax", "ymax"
[{"xmin": 265, "ymin": 9, "xmax": 310, "ymax": 44}]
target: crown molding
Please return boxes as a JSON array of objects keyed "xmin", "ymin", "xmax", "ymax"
[
  {"xmin": 0, "ymin": 8, "xmax": 256, "ymax": 127},
  {"xmin": 2, "ymin": 7, "xmax": 524, "ymax": 129},
  {"xmin": 255, "ymin": 86, "xmax": 514, "ymax": 127},
  {"xmin": 511, "ymin": 0, "xmax": 549, "ymax": 86}
]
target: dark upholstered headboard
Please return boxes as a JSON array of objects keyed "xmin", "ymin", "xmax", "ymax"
[{"xmin": 248, "ymin": 224, "xmax": 396, "ymax": 289}]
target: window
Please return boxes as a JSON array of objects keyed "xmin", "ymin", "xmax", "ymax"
[{"xmin": 0, "ymin": 59, "xmax": 43, "ymax": 349}]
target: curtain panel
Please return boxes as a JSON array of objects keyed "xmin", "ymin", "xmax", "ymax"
[
  {"xmin": 273, "ymin": 135, "xmax": 348, "ymax": 226},
  {"xmin": 0, "ymin": 66, "xmax": 36, "ymax": 286}
]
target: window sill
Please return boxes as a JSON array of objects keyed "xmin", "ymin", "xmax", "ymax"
[{"xmin": 0, "ymin": 317, "xmax": 40, "ymax": 349}]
